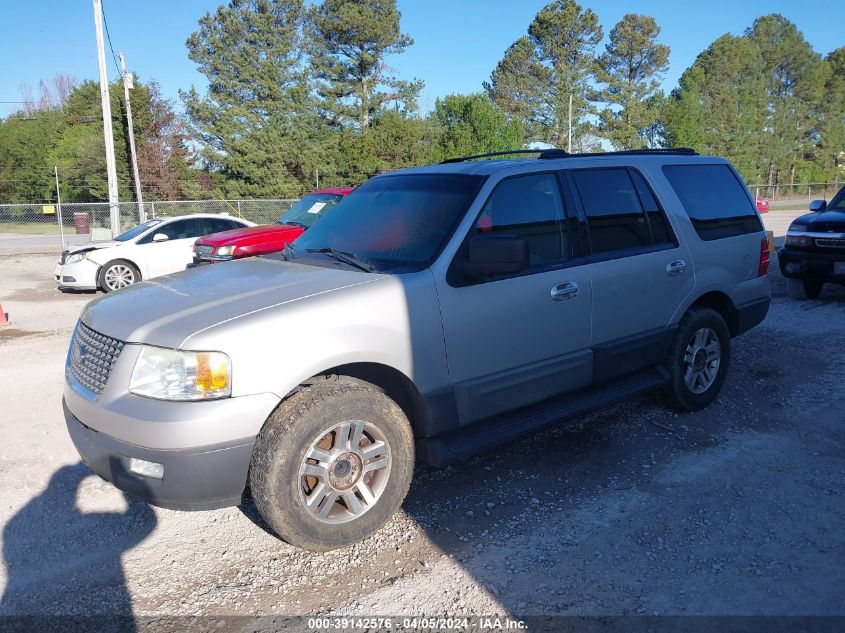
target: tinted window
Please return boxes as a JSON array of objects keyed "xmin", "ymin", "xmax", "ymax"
[
  {"xmin": 571, "ymin": 168, "xmax": 651, "ymax": 254},
  {"xmin": 663, "ymin": 164, "xmax": 762, "ymax": 240},
  {"xmin": 139, "ymin": 218, "xmax": 198, "ymax": 243},
  {"xmin": 473, "ymin": 173, "xmax": 568, "ymax": 266},
  {"xmin": 630, "ymin": 170, "xmax": 673, "ymax": 244},
  {"xmin": 829, "ymin": 186, "xmax": 845, "ymax": 210},
  {"xmin": 291, "ymin": 174, "xmax": 482, "ymax": 272},
  {"xmin": 201, "ymin": 218, "xmax": 238, "ymax": 235}
]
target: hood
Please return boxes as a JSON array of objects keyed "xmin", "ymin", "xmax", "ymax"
[
  {"xmin": 66, "ymin": 239, "xmax": 121, "ymax": 253},
  {"xmin": 195, "ymin": 223, "xmax": 302, "ymax": 247},
  {"xmin": 794, "ymin": 208, "xmax": 845, "ymax": 233},
  {"xmin": 80, "ymin": 257, "xmax": 383, "ymax": 348}
]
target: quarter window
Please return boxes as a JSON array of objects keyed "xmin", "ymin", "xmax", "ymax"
[
  {"xmin": 662, "ymin": 164, "xmax": 762, "ymax": 240},
  {"xmin": 473, "ymin": 173, "xmax": 569, "ymax": 266}
]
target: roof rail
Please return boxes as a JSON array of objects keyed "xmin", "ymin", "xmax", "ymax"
[
  {"xmin": 441, "ymin": 147, "xmax": 698, "ymax": 164},
  {"xmin": 440, "ymin": 149, "xmax": 555, "ymax": 164},
  {"xmin": 539, "ymin": 147, "xmax": 698, "ymax": 159}
]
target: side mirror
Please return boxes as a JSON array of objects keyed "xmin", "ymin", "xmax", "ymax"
[
  {"xmin": 152, "ymin": 233, "xmax": 169, "ymax": 243},
  {"xmin": 809, "ymin": 199, "xmax": 826, "ymax": 212},
  {"xmin": 462, "ymin": 234, "xmax": 529, "ymax": 280}
]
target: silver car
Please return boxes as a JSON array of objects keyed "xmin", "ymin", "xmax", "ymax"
[{"xmin": 64, "ymin": 149, "xmax": 771, "ymax": 550}]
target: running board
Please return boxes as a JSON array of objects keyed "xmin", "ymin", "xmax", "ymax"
[{"xmin": 418, "ymin": 367, "xmax": 670, "ymax": 467}]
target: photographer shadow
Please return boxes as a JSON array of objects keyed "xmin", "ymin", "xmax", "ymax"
[{"xmin": 1, "ymin": 462, "xmax": 156, "ymax": 618}]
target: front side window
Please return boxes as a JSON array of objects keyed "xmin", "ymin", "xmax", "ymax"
[
  {"xmin": 472, "ymin": 173, "xmax": 569, "ymax": 265},
  {"xmin": 291, "ymin": 174, "xmax": 483, "ymax": 272},
  {"xmin": 138, "ymin": 218, "xmax": 198, "ymax": 243},
  {"xmin": 662, "ymin": 164, "xmax": 762, "ymax": 240},
  {"xmin": 571, "ymin": 168, "xmax": 652, "ymax": 255}
]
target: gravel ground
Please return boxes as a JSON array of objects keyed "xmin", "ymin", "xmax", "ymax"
[{"xmin": 0, "ymin": 253, "xmax": 843, "ymax": 620}]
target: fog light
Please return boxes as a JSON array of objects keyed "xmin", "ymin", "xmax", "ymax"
[
  {"xmin": 129, "ymin": 457, "xmax": 164, "ymax": 479},
  {"xmin": 785, "ymin": 263, "xmax": 799, "ymax": 274}
]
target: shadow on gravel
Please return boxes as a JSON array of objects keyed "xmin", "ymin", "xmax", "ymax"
[{"xmin": 0, "ymin": 462, "xmax": 156, "ymax": 622}]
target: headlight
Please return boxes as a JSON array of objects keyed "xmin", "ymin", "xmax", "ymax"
[
  {"xmin": 789, "ymin": 224, "xmax": 808, "ymax": 232},
  {"xmin": 216, "ymin": 245, "xmax": 235, "ymax": 258},
  {"xmin": 66, "ymin": 252, "xmax": 87, "ymax": 264},
  {"xmin": 129, "ymin": 346, "xmax": 231, "ymax": 400},
  {"xmin": 784, "ymin": 235, "xmax": 811, "ymax": 247}
]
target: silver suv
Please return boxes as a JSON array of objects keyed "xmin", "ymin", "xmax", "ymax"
[{"xmin": 64, "ymin": 148, "xmax": 771, "ymax": 550}]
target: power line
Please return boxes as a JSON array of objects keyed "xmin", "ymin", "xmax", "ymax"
[{"xmin": 100, "ymin": 0, "xmax": 122, "ymax": 78}]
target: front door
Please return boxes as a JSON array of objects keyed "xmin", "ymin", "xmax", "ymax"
[
  {"xmin": 139, "ymin": 217, "xmax": 202, "ymax": 278},
  {"xmin": 434, "ymin": 171, "xmax": 593, "ymax": 426}
]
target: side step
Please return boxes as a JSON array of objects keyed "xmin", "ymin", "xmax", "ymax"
[{"xmin": 418, "ymin": 367, "xmax": 670, "ymax": 467}]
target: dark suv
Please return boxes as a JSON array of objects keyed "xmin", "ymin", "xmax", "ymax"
[{"xmin": 778, "ymin": 185, "xmax": 845, "ymax": 299}]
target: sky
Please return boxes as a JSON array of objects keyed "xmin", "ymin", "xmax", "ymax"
[{"xmin": 1, "ymin": 0, "xmax": 843, "ymax": 118}]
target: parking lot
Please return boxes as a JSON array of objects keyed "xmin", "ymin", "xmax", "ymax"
[{"xmin": 1, "ymin": 241, "xmax": 843, "ymax": 618}]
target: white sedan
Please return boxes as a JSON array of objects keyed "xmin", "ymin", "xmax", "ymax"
[{"xmin": 54, "ymin": 214, "xmax": 254, "ymax": 292}]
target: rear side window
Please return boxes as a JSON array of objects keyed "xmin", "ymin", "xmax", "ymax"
[
  {"xmin": 571, "ymin": 168, "xmax": 673, "ymax": 255},
  {"xmin": 662, "ymin": 164, "xmax": 762, "ymax": 240},
  {"xmin": 201, "ymin": 218, "xmax": 238, "ymax": 235}
]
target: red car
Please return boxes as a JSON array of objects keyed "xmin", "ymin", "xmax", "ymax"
[{"xmin": 192, "ymin": 187, "xmax": 353, "ymax": 264}]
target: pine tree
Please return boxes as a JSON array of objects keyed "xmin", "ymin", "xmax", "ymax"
[
  {"xmin": 307, "ymin": 0, "xmax": 422, "ymax": 129},
  {"xmin": 181, "ymin": 0, "xmax": 314, "ymax": 197},
  {"xmin": 486, "ymin": 0, "xmax": 602, "ymax": 149},
  {"xmin": 593, "ymin": 14, "xmax": 669, "ymax": 150}
]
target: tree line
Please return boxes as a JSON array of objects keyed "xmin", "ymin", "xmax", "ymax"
[{"xmin": 0, "ymin": 0, "xmax": 842, "ymax": 204}]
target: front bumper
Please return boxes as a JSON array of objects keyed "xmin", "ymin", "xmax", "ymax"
[
  {"xmin": 65, "ymin": 399, "xmax": 254, "ymax": 510},
  {"xmin": 55, "ymin": 259, "xmax": 99, "ymax": 290},
  {"xmin": 778, "ymin": 247, "xmax": 845, "ymax": 283}
]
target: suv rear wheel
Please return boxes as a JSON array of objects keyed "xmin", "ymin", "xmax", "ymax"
[
  {"xmin": 787, "ymin": 278, "xmax": 823, "ymax": 300},
  {"xmin": 250, "ymin": 377, "xmax": 414, "ymax": 551},
  {"xmin": 665, "ymin": 307, "xmax": 730, "ymax": 411}
]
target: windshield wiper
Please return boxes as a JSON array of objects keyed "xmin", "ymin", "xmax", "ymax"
[
  {"xmin": 282, "ymin": 221, "xmax": 307, "ymax": 228},
  {"xmin": 306, "ymin": 247, "xmax": 374, "ymax": 272}
]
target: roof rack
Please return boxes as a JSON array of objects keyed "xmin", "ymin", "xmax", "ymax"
[
  {"xmin": 440, "ymin": 149, "xmax": 554, "ymax": 164},
  {"xmin": 440, "ymin": 147, "xmax": 698, "ymax": 164}
]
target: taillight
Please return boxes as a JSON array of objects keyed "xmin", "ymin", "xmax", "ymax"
[{"xmin": 758, "ymin": 236, "xmax": 770, "ymax": 276}]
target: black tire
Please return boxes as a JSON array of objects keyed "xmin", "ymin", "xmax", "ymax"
[
  {"xmin": 98, "ymin": 259, "xmax": 141, "ymax": 293},
  {"xmin": 250, "ymin": 377, "xmax": 415, "ymax": 551},
  {"xmin": 787, "ymin": 278, "xmax": 823, "ymax": 300},
  {"xmin": 664, "ymin": 307, "xmax": 731, "ymax": 411}
]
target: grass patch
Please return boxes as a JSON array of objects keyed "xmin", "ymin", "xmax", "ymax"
[{"xmin": 0, "ymin": 222, "xmax": 63, "ymax": 235}]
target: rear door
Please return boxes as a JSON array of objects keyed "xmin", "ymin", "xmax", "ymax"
[
  {"xmin": 435, "ymin": 171, "xmax": 593, "ymax": 426},
  {"xmin": 565, "ymin": 166, "xmax": 694, "ymax": 382}
]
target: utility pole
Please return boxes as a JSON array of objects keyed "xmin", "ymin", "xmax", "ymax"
[
  {"xmin": 92, "ymin": 0, "xmax": 120, "ymax": 235},
  {"xmin": 55, "ymin": 167, "xmax": 65, "ymax": 250},
  {"xmin": 119, "ymin": 52, "xmax": 145, "ymax": 223},
  {"xmin": 567, "ymin": 93, "xmax": 573, "ymax": 154}
]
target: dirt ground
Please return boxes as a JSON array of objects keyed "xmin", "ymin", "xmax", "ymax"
[{"xmin": 0, "ymin": 253, "xmax": 843, "ymax": 620}]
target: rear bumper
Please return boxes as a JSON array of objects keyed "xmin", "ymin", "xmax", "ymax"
[
  {"xmin": 778, "ymin": 247, "xmax": 845, "ymax": 283},
  {"xmin": 735, "ymin": 296, "xmax": 770, "ymax": 335},
  {"xmin": 64, "ymin": 399, "xmax": 254, "ymax": 510}
]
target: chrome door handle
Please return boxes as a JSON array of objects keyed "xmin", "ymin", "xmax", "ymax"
[
  {"xmin": 551, "ymin": 281, "xmax": 578, "ymax": 301},
  {"xmin": 666, "ymin": 259, "xmax": 687, "ymax": 276}
]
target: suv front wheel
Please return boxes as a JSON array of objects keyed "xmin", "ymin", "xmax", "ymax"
[
  {"xmin": 250, "ymin": 377, "xmax": 415, "ymax": 551},
  {"xmin": 787, "ymin": 278, "xmax": 823, "ymax": 300},
  {"xmin": 665, "ymin": 307, "xmax": 731, "ymax": 411}
]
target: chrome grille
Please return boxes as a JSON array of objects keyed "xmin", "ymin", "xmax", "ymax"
[
  {"xmin": 195, "ymin": 244, "xmax": 214, "ymax": 257},
  {"xmin": 814, "ymin": 238, "xmax": 845, "ymax": 249},
  {"xmin": 69, "ymin": 322, "xmax": 125, "ymax": 396}
]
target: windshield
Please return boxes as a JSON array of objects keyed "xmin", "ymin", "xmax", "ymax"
[
  {"xmin": 278, "ymin": 193, "xmax": 345, "ymax": 228},
  {"xmin": 115, "ymin": 219, "xmax": 162, "ymax": 242},
  {"xmin": 291, "ymin": 174, "xmax": 483, "ymax": 272},
  {"xmin": 829, "ymin": 185, "xmax": 845, "ymax": 210}
]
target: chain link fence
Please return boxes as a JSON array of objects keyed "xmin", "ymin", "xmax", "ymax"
[
  {"xmin": 748, "ymin": 182, "xmax": 841, "ymax": 201},
  {"xmin": 0, "ymin": 199, "xmax": 297, "ymax": 245}
]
